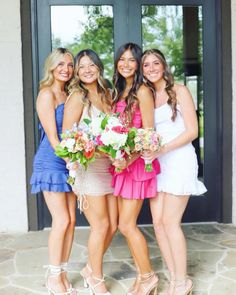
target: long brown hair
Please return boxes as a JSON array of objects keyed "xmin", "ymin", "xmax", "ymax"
[
  {"xmin": 69, "ymin": 49, "xmax": 111, "ymax": 114},
  {"xmin": 113, "ymin": 43, "xmax": 143, "ymax": 121},
  {"xmin": 142, "ymin": 49, "xmax": 177, "ymax": 121}
]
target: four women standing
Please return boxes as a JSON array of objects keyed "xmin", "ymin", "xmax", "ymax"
[{"xmin": 31, "ymin": 45, "xmax": 206, "ymax": 295}]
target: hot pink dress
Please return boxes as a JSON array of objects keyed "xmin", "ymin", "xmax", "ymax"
[{"xmin": 110, "ymin": 100, "xmax": 160, "ymax": 199}]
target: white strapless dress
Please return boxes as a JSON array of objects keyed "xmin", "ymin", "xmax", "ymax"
[{"xmin": 155, "ymin": 103, "xmax": 207, "ymax": 196}]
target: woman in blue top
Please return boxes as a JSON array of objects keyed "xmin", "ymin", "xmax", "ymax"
[{"xmin": 30, "ymin": 48, "xmax": 77, "ymax": 295}]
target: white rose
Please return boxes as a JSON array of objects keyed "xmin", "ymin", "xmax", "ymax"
[
  {"xmin": 65, "ymin": 138, "xmax": 75, "ymax": 152},
  {"xmin": 107, "ymin": 116, "xmax": 122, "ymax": 128},
  {"xmin": 90, "ymin": 117, "xmax": 103, "ymax": 136}
]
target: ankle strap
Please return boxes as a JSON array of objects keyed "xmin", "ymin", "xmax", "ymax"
[
  {"xmin": 61, "ymin": 262, "xmax": 68, "ymax": 272},
  {"xmin": 44, "ymin": 265, "xmax": 62, "ymax": 278},
  {"xmin": 174, "ymin": 277, "xmax": 189, "ymax": 287},
  {"xmin": 140, "ymin": 271, "xmax": 155, "ymax": 283},
  {"xmin": 86, "ymin": 263, "xmax": 92, "ymax": 273}
]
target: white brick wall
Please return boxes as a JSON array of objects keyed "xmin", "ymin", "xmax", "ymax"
[
  {"xmin": 0, "ymin": 0, "xmax": 28, "ymax": 231},
  {"xmin": 232, "ymin": 0, "xmax": 236, "ymax": 224}
]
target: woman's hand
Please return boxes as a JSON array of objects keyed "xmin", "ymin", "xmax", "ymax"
[
  {"xmin": 66, "ymin": 161, "xmax": 79, "ymax": 170},
  {"xmin": 111, "ymin": 158, "xmax": 127, "ymax": 170},
  {"xmin": 142, "ymin": 146, "xmax": 166, "ymax": 161}
]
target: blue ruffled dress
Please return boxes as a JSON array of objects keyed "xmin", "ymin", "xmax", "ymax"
[{"xmin": 30, "ymin": 103, "xmax": 72, "ymax": 194}]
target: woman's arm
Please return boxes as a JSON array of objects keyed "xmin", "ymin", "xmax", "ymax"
[
  {"xmin": 137, "ymin": 84, "xmax": 155, "ymax": 128},
  {"xmin": 62, "ymin": 91, "xmax": 84, "ymax": 132},
  {"xmin": 36, "ymin": 88, "xmax": 59, "ymax": 150}
]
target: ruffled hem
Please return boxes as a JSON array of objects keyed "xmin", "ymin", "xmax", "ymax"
[
  {"xmin": 157, "ymin": 179, "xmax": 207, "ymax": 196},
  {"xmin": 30, "ymin": 171, "xmax": 72, "ymax": 194},
  {"xmin": 112, "ymin": 173, "xmax": 157, "ymax": 199}
]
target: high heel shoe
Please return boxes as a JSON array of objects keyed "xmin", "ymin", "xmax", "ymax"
[
  {"xmin": 87, "ymin": 274, "xmax": 111, "ymax": 295},
  {"xmin": 173, "ymin": 278, "xmax": 193, "ymax": 295},
  {"xmin": 80, "ymin": 263, "xmax": 92, "ymax": 288},
  {"xmin": 44, "ymin": 265, "xmax": 71, "ymax": 295},
  {"xmin": 61, "ymin": 262, "xmax": 77, "ymax": 295},
  {"xmin": 136, "ymin": 271, "xmax": 158, "ymax": 295}
]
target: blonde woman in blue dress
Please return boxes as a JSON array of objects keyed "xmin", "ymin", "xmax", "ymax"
[
  {"xmin": 63, "ymin": 49, "xmax": 117, "ymax": 295},
  {"xmin": 30, "ymin": 48, "xmax": 77, "ymax": 295},
  {"xmin": 142, "ymin": 49, "xmax": 207, "ymax": 295}
]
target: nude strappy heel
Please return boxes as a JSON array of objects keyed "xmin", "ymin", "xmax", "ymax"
[
  {"xmin": 126, "ymin": 272, "xmax": 141, "ymax": 295},
  {"xmin": 136, "ymin": 271, "xmax": 158, "ymax": 295},
  {"xmin": 173, "ymin": 278, "xmax": 193, "ymax": 295}
]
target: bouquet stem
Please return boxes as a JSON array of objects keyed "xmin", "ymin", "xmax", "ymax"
[{"xmin": 144, "ymin": 159, "xmax": 153, "ymax": 172}]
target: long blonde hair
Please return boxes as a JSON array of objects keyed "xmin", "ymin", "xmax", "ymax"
[
  {"xmin": 69, "ymin": 49, "xmax": 111, "ymax": 113},
  {"xmin": 39, "ymin": 48, "xmax": 74, "ymax": 94},
  {"xmin": 142, "ymin": 49, "xmax": 177, "ymax": 121}
]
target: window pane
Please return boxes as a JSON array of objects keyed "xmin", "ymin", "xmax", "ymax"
[
  {"xmin": 142, "ymin": 5, "xmax": 204, "ymax": 178},
  {"xmin": 51, "ymin": 5, "xmax": 114, "ymax": 81}
]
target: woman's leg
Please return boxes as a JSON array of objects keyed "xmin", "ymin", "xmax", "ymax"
[
  {"xmin": 118, "ymin": 198, "xmax": 153, "ymax": 274},
  {"xmin": 104, "ymin": 194, "xmax": 118, "ymax": 250},
  {"xmin": 81, "ymin": 194, "xmax": 118, "ymax": 280},
  {"xmin": 118, "ymin": 198, "xmax": 158, "ymax": 295},
  {"xmin": 61, "ymin": 192, "xmax": 77, "ymax": 289},
  {"xmin": 83, "ymin": 195, "xmax": 110, "ymax": 293},
  {"xmin": 44, "ymin": 191, "xmax": 70, "ymax": 293},
  {"xmin": 150, "ymin": 193, "xmax": 175, "ymax": 281},
  {"xmin": 162, "ymin": 194, "xmax": 192, "ymax": 294}
]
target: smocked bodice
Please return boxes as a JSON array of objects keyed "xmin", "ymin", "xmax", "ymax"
[{"xmin": 155, "ymin": 103, "xmax": 185, "ymax": 144}]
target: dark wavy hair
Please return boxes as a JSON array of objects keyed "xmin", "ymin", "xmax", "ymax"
[
  {"xmin": 113, "ymin": 43, "xmax": 143, "ymax": 116},
  {"xmin": 69, "ymin": 49, "xmax": 111, "ymax": 113},
  {"xmin": 142, "ymin": 48, "xmax": 177, "ymax": 121}
]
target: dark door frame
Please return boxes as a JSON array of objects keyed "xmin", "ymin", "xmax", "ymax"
[{"xmin": 21, "ymin": 0, "xmax": 232, "ymax": 229}]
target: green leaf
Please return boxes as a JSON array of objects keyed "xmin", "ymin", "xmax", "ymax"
[
  {"xmin": 111, "ymin": 148, "xmax": 117, "ymax": 158},
  {"xmin": 83, "ymin": 118, "xmax": 92, "ymax": 125},
  {"xmin": 101, "ymin": 116, "xmax": 109, "ymax": 130}
]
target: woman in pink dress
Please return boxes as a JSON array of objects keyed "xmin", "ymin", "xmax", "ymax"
[{"xmin": 111, "ymin": 43, "xmax": 160, "ymax": 295}]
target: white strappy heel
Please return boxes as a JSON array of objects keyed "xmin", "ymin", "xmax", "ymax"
[
  {"xmin": 80, "ymin": 263, "xmax": 92, "ymax": 288},
  {"xmin": 61, "ymin": 262, "xmax": 77, "ymax": 295},
  {"xmin": 87, "ymin": 274, "xmax": 111, "ymax": 295},
  {"xmin": 44, "ymin": 265, "xmax": 72, "ymax": 295}
]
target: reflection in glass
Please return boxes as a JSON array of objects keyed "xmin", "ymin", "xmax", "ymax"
[
  {"xmin": 142, "ymin": 6, "xmax": 204, "ymax": 177},
  {"xmin": 51, "ymin": 6, "xmax": 114, "ymax": 80}
]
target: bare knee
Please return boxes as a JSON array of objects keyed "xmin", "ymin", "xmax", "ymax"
[
  {"xmin": 91, "ymin": 219, "xmax": 109, "ymax": 237},
  {"xmin": 153, "ymin": 218, "xmax": 165, "ymax": 233},
  {"xmin": 118, "ymin": 222, "xmax": 135, "ymax": 237},
  {"xmin": 52, "ymin": 215, "xmax": 70, "ymax": 232},
  {"xmin": 162, "ymin": 217, "xmax": 181, "ymax": 234}
]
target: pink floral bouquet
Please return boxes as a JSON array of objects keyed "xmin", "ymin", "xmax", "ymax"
[
  {"xmin": 134, "ymin": 128, "xmax": 162, "ymax": 172},
  {"xmin": 86, "ymin": 113, "xmax": 136, "ymax": 172},
  {"xmin": 55, "ymin": 123, "xmax": 96, "ymax": 184}
]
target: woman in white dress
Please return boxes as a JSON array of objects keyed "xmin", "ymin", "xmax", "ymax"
[
  {"xmin": 141, "ymin": 49, "xmax": 207, "ymax": 295},
  {"xmin": 63, "ymin": 49, "xmax": 117, "ymax": 295}
]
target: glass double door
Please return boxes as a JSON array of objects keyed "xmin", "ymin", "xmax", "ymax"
[{"xmin": 34, "ymin": 0, "xmax": 220, "ymax": 228}]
